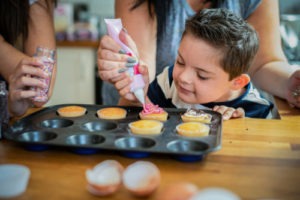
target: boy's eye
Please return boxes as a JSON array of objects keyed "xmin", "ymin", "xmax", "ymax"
[
  {"xmin": 176, "ymin": 60, "xmax": 184, "ymax": 66},
  {"xmin": 197, "ymin": 74, "xmax": 209, "ymax": 80}
]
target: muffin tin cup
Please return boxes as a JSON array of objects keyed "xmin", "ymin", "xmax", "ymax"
[{"xmin": 4, "ymin": 104, "xmax": 222, "ymax": 161}]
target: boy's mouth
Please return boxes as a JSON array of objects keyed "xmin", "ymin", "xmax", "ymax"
[{"xmin": 177, "ymin": 85, "xmax": 193, "ymax": 95}]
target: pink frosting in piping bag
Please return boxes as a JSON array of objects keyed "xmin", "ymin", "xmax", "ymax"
[{"xmin": 105, "ymin": 18, "xmax": 145, "ymax": 105}]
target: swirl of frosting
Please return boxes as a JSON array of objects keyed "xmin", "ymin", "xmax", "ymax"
[
  {"xmin": 185, "ymin": 108, "xmax": 208, "ymax": 118},
  {"xmin": 142, "ymin": 103, "xmax": 164, "ymax": 115}
]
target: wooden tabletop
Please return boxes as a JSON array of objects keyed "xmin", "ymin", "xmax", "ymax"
[{"xmin": 1, "ymin": 98, "xmax": 300, "ymax": 200}]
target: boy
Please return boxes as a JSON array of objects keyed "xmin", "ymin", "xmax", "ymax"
[{"xmin": 117, "ymin": 9, "xmax": 273, "ymax": 119}]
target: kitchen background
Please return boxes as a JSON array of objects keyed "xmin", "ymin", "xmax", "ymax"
[{"xmin": 46, "ymin": 0, "xmax": 300, "ymax": 106}]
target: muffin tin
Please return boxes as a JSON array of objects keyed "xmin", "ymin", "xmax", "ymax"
[{"xmin": 4, "ymin": 104, "xmax": 222, "ymax": 161}]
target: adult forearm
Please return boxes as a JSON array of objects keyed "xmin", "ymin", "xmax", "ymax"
[
  {"xmin": 0, "ymin": 36, "xmax": 27, "ymax": 81},
  {"xmin": 251, "ymin": 61, "xmax": 299, "ymax": 99}
]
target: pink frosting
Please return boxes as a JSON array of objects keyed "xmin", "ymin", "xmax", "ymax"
[{"xmin": 141, "ymin": 103, "xmax": 164, "ymax": 115}]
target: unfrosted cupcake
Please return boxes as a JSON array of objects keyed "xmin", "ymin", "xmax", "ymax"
[
  {"xmin": 176, "ymin": 122, "xmax": 210, "ymax": 137},
  {"xmin": 129, "ymin": 120, "xmax": 163, "ymax": 135},
  {"xmin": 97, "ymin": 107, "xmax": 127, "ymax": 120},
  {"xmin": 57, "ymin": 105, "xmax": 86, "ymax": 117}
]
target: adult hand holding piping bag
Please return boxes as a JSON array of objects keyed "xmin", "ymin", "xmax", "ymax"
[{"xmin": 98, "ymin": 19, "xmax": 149, "ymax": 106}]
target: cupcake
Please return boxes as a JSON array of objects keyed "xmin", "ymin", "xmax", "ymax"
[
  {"xmin": 181, "ymin": 108, "xmax": 212, "ymax": 123},
  {"xmin": 139, "ymin": 103, "xmax": 168, "ymax": 122},
  {"xmin": 176, "ymin": 122, "xmax": 210, "ymax": 137},
  {"xmin": 97, "ymin": 107, "xmax": 127, "ymax": 120},
  {"xmin": 129, "ymin": 120, "xmax": 163, "ymax": 135},
  {"xmin": 57, "ymin": 105, "xmax": 87, "ymax": 117}
]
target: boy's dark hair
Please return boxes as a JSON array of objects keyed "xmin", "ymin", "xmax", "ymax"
[{"xmin": 183, "ymin": 8, "xmax": 259, "ymax": 80}]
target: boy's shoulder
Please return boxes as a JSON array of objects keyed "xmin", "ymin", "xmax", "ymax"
[
  {"xmin": 242, "ymin": 83, "xmax": 271, "ymax": 106},
  {"xmin": 238, "ymin": 83, "xmax": 274, "ymax": 118},
  {"xmin": 203, "ymin": 82, "xmax": 273, "ymax": 118}
]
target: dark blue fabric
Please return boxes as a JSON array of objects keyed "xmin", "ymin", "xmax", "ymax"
[{"xmin": 148, "ymin": 77, "xmax": 174, "ymax": 108}]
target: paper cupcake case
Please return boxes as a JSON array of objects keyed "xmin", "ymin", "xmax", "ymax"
[{"xmin": 4, "ymin": 104, "xmax": 222, "ymax": 162}]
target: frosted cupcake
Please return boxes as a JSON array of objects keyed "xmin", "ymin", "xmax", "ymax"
[
  {"xmin": 139, "ymin": 103, "xmax": 168, "ymax": 122},
  {"xmin": 181, "ymin": 108, "xmax": 212, "ymax": 123}
]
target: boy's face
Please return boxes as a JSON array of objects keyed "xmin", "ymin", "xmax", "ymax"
[{"xmin": 173, "ymin": 33, "xmax": 235, "ymax": 104}]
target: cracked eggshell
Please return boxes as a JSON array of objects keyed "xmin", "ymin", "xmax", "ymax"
[
  {"xmin": 156, "ymin": 182, "xmax": 198, "ymax": 200},
  {"xmin": 86, "ymin": 160, "xmax": 124, "ymax": 196},
  {"xmin": 123, "ymin": 161, "xmax": 161, "ymax": 197},
  {"xmin": 189, "ymin": 187, "xmax": 241, "ymax": 200}
]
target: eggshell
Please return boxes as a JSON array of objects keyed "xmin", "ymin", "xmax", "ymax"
[
  {"xmin": 189, "ymin": 187, "xmax": 241, "ymax": 200},
  {"xmin": 86, "ymin": 160, "xmax": 124, "ymax": 196},
  {"xmin": 123, "ymin": 161, "xmax": 160, "ymax": 197},
  {"xmin": 156, "ymin": 182, "xmax": 198, "ymax": 200}
]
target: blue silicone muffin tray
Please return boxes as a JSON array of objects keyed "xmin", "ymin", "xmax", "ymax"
[{"xmin": 4, "ymin": 104, "xmax": 222, "ymax": 161}]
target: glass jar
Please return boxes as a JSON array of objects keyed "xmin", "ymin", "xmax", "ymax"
[{"xmin": 31, "ymin": 47, "xmax": 56, "ymax": 102}]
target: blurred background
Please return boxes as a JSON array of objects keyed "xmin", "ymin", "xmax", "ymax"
[
  {"xmin": 279, "ymin": 0, "xmax": 300, "ymax": 64},
  {"xmin": 54, "ymin": 0, "xmax": 114, "ymax": 41},
  {"xmin": 47, "ymin": 0, "xmax": 300, "ymax": 107}
]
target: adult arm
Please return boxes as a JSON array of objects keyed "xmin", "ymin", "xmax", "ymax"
[
  {"xmin": 115, "ymin": 0, "xmax": 157, "ymax": 82},
  {"xmin": 26, "ymin": 0, "xmax": 57, "ymax": 100},
  {"xmin": 1, "ymin": 0, "xmax": 57, "ymax": 116},
  {"xmin": 0, "ymin": 0, "xmax": 56, "ymax": 82},
  {"xmin": 247, "ymin": 0, "xmax": 300, "ymax": 106}
]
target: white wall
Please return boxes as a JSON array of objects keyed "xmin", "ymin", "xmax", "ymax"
[
  {"xmin": 57, "ymin": 0, "xmax": 115, "ymax": 35},
  {"xmin": 59, "ymin": 0, "xmax": 115, "ymax": 16}
]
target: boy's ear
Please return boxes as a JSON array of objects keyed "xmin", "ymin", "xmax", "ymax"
[{"xmin": 231, "ymin": 74, "xmax": 250, "ymax": 90}]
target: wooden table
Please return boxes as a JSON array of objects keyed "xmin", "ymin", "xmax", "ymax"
[{"xmin": 1, "ymin": 98, "xmax": 300, "ymax": 200}]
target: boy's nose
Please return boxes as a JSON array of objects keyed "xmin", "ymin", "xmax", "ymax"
[{"xmin": 179, "ymin": 68, "xmax": 193, "ymax": 84}]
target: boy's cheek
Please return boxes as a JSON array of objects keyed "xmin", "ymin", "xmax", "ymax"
[{"xmin": 172, "ymin": 65, "xmax": 181, "ymax": 79}]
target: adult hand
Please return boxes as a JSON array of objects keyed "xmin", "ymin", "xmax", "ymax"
[
  {"xmin": 115, "ymin": 61, "xmax": 150, "ymax": 103},
  {"xmin": 213, "ymin": 105, "xmax": 245, "ymax": 120},
  {"xmin": 97, "ymin": 29, "xmax": 139, "ymax": 84},
  {"xmin": 286, "ymin": 69, "xmax": 300, "ymax": 108},
  {"xmin": 98, "ymin": 29, "xmax": 150, "ymax": 103},
  {"xmin": 8, "ymin": 58, "xmax": 47, "ymax": 116}
]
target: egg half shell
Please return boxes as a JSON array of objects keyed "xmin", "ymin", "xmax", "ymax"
[
  {"xmin": 156, "ymin": 182, "xmax": 198, "ymax": 200},
  {"xmin": 189, "ymin": 187, "xmax": 241, "ymax": 200},
  {"xmin": 123, "ymin": 161, "xmax": 161, "ymax": 197},
  {"xmin": 86, "ymin": 160, "xmax": 124, "ymax": 196}
]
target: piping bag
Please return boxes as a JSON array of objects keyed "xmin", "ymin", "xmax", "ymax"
[{"xmin": 104, "ymin": 18, "xmax": 145, "ymax": 105}]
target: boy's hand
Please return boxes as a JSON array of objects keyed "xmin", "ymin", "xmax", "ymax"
[{"xmin": 212, "ymin": 105, "xmax": 245, "ymax": 120}]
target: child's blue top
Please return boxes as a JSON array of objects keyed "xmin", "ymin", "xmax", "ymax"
[{"xmin": 148, "ymin": 65, "xmax": 273, "ymax": 119}]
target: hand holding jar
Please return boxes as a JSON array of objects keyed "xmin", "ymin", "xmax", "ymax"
[
  {"xmin": 31, "ymin": 46, "xmax": 56, "ymax": 102},
  {"xmin": 8, "ymin": 47, "xmax": 56, "ymax": 117}
]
